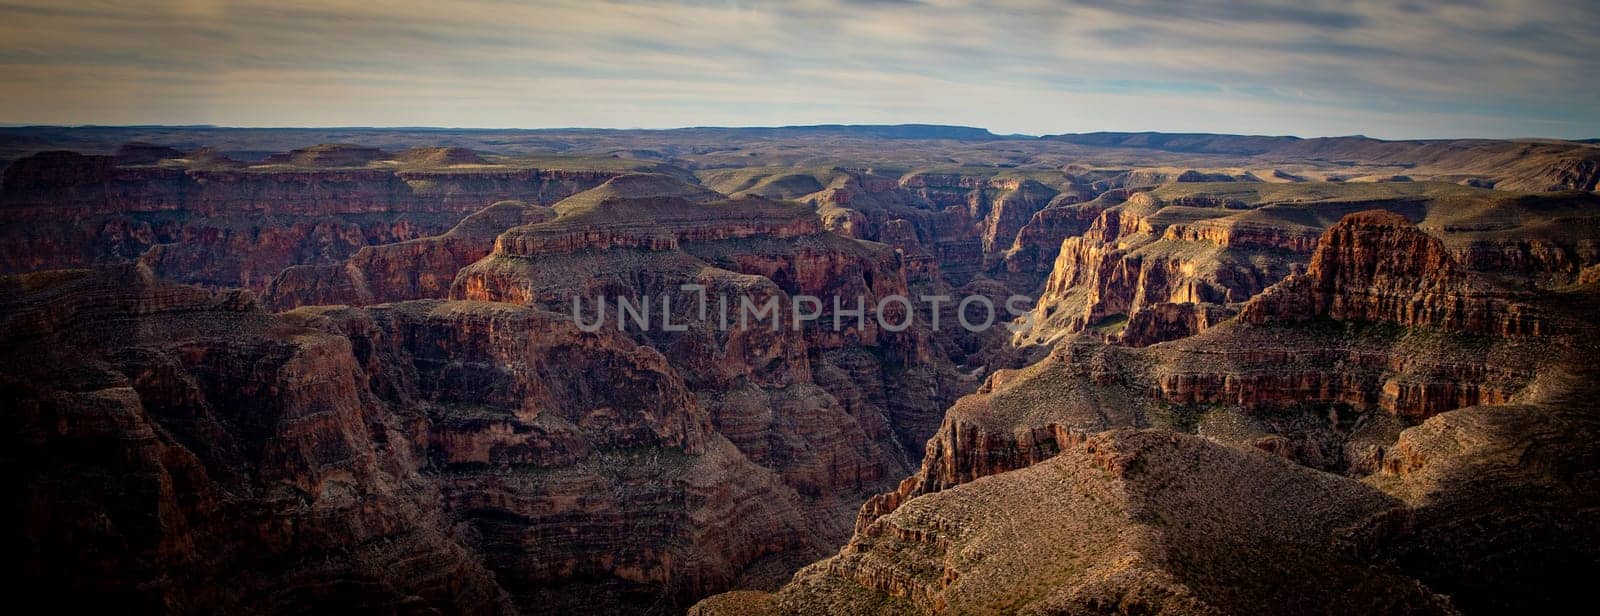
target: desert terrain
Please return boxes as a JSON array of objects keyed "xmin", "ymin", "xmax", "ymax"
[{"xmin": 2, "ymin": 125, "xmax": 1597, "ymax": 614}]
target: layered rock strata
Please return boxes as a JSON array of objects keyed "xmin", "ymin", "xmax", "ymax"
[
  {"xmin": 695, "ymin": 207, "xmax": 1600, "ymax": 616},
  {"xmin": 1, "ymin": 266, "xmax": 842, "ymax": 614},
  {"xmin": 1029, "ymin": 185, "xmax": 1598, "ymax": 346},
  {"xmin": 0, "ymin": 147, "xmax": 671, "ymax": 290}
]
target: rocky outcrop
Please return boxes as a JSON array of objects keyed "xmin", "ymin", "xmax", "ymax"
[
  {"xmin": 1028, "ymin": 196, "xmax": 1298, "ymax": 345},
  {"xmin": 1117, "ymin": 301, "xmax": 1236, "ymax": 347},
  {"xmin": 1028, "ymin": 187, "xmax": 1598, "ymax": 347},
  {"xmin": 1581, "ymin": 263, "xmax": 1600, "ymax": 285},
  {"xmin": 1240, "ymin": 210, "xmax": 1546, "ymax": 335}
]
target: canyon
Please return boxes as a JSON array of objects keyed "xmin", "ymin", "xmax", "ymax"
[{"xmin": 2, "ymin": 127, "xmax": 1597, "ymax": 615}]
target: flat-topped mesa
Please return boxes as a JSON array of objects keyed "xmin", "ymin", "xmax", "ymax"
[
  {"xmin": 261, "ymin": 143, "xmax": 389, "ymax": 167},
  {"xmin": 493, "ymin": 174, "xmax": 822, "ymax": 257},
  {"xmin": 1241, "ymin": 210, "xmax": 1546, "ymax": 335},
  {"xmin": 394, "ymin": 146, "xmax": 486, "ymax": 166},
  {"xmin": 0, "ymin": 147, "xmax": 643, "ymax": 217}
]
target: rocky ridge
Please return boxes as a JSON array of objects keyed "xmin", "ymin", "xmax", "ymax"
[{"xmin": 693, "ymin": 207, "xmax": 1600, "ymax": 614}]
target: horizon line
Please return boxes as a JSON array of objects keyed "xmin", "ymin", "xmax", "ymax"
[{"xmin": 1, "ymin": 123, "xmax": 1594, "ymax": 144}]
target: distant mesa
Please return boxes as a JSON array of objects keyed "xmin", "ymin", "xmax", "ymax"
[
  {"xmin": 114, "ymin": 142, "xmax": 185, "ymax": 165},
  {"xmin": 396, "ymin": 146, "xmax": 486, "ymax": 166},
  {"xmin": 553, "ymin": 172, "xmax": 726, "ymax": 213},
  {"xmin": 690, "ymin": 123, "xmax": 1000, "ymax": 141},
  {"xmin": 262, "ymin": 143, "xmax": 390, "ymax": 167},
  {"xmin": 185, "ymin": 146, "xmax": 242, "ymax": 168},
  {"xmin": 1045, "ymin": 131, "xmax": 1304, "ymax": 155}
]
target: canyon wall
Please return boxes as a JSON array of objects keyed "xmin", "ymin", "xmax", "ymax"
[
  {"xmin": 1, "ymin": 266, "xmax": 850, "ymax": 614},
  {"xmin": 0, "ymin": 148, "xmax": 650, "ymax": 291},
  {"xmin": 694, "ymin": 206, "xmax": 1599, "ymax": 614}
]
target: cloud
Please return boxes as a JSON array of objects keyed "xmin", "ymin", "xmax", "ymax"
[{"xmin": 0, "ymin": 0, "xmax": 1594, "ymax": 138}]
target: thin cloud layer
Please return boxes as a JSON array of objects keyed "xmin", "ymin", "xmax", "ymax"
[{"xmin": 0, "ymin": 0, "xmax": 1594, "ymax": 138}]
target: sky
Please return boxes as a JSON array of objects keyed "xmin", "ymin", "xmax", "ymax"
[{"xmin": 0, "ymin": 0, "xmax": 1596, "ymax": 139}]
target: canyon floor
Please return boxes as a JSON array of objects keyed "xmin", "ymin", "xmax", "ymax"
[{"xmin": 2, "ymin": 126, "xmax": 1597, "ymax": 615}]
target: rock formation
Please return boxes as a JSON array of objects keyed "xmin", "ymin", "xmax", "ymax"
[
  {"xmin": 1028, "ymin": 184, "xmax": 1597, "ymax": 347},
  {"xmin": 1239, "ymin": 210, "xmax": 1546, "ymax": 335},
  {"xmin": 0, "ymin": 147, "xmax": 683, "ymax": 291},
  {"xmin": 454, "ymin": 174, "xmax": 966, "ymax": 503},
  {"xmin": 695, "ymin": 198, "xmax": 1600, "ymax": 616},
  {"xmin": 1, "ymin": 266, "xmax": 841, "ymax": 614},
  {"xmin": 262, "ymin": 200, "xmax": 555, "ymax": 310},
  {"xmin": 5, "ymin": 129, "xmax": 1599, "ymax": 615}
]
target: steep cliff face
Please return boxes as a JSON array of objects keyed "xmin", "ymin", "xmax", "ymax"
[
  {"xmin": 1, "ymin": 267, "xmax": 513, "ymax": 614},
  {"xmin": 1027, "ymin": 192, "xmax": 1308, "ymax": 346},
  {"xmin": 453, "ymin": 176, "xmax": 961, "ymax": 502},
  {"xmin": 1, "ymin": 267, "xmax": 844, "ymax": 614},
  {"xmin": 1239, "ymin": 210, "xmax": 1546, "ymax": 335},
  {"xmin": 1000, "ymin": 192, "xmax": 1115, "ymax": 275},
  {"xmin": 851, "ymin": 206, "xmax": 1583, "ymax": 537},
  {"xmin": 310, "ymin": 300, "xmax": 830, "ymax": 612},
  {"xmin": 696, "ymin": 210, "xmax": 1600, "ymax": 616},
  {"xmin": 1029, "ymin": 185, "xmax": 1599, "ymax": 347}
]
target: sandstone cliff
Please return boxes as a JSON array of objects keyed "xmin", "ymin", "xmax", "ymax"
[
  {"xmin": 1, "ymin": 266, "xmax": 513, "ymax": 614},
  {"xmin": 453, "ymin": 175, "xmax": 965, "ymax": 511},
  {"xmin": 696, "ymin": 202, "xmax": 1600, "ymax": 614},
  {"xmin": 1240, "ymin": 210, "xmax": 1546, "ymax": 335},
  {"xmin": 1028, "ymin": 184, "xmax": 1598, "ymax": 347},
  {"xmin": 1, "ymin": 266, "xmax": 850, "ymax": 614}
]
